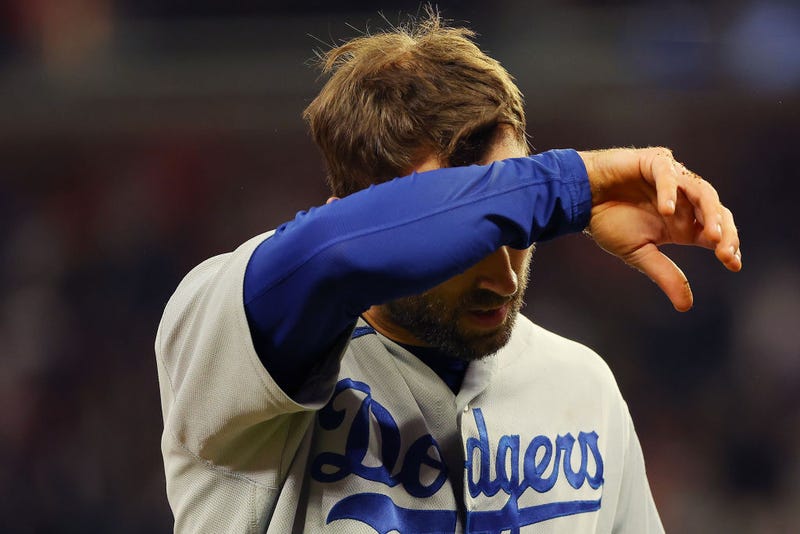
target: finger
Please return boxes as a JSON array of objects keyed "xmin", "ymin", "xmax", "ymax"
[
  {"xmin": 627, "ymin": 243, "xmax": 694, "ymax": 312},
  {"xmin": 690, "ymin": 220, "xmax": 718, "ymax": 249},
  {"xmin": 715, "ymin": 206, "xmax": 742, "ymax": 271},
  {"xmin": 649, "ymin": 151, "xmax": 679, "ymax": 216},
  {"xmin": 675, "ymin": 164, "xmax": 723, "ymax": 243},
  {"xmin": 668, "ymin": 189, "xmax": 704, "ymax": 244}
]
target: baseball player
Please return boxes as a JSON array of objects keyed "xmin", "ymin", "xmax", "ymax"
[{"xmin": 156, "ymin": 15, "xmax": 741, "ymax": 533}]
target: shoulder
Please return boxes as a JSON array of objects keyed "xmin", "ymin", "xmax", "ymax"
[
  {"xmin": 177, "ymin": 231, "xmax": 275, "ymax": 290},
  {"xmin": 163, "ymin": 231, "xmax": 275, "ymax": 314},
  {"xmin": 157, "ymin": 230, "xmax": 276, "ymax": 388},
  {"xmin": 499, "ymin": 314, "xmax": 619, "ymax": 392}
]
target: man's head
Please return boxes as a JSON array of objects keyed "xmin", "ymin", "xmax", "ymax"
[
  {"xmin": 303, "ymin": 12, "xmax": 526, "ymax": 197},
  {"xmin": 305, "ymin": 13, "xmax": 532, "ymax": 361}
]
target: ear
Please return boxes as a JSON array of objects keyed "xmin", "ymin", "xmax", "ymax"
[{"xmin": 326, "ymin": 196, "xmax": 340, "ymax": 204}]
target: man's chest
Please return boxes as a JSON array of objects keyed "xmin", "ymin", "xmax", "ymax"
[{"xmin": 301, "ymin": 371, "xmax": 615, "ymax": 533}]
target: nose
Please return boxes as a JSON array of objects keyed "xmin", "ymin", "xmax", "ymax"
[{"xmin": 474, "ymin": 247, "xmax": 519, "ymax": 298}]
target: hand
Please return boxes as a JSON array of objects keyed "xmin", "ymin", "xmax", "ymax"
[{"xmin": 578, "ymin": 147, "xmax": 741, "ymax": 312}]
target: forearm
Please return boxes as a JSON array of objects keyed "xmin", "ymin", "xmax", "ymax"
[{"xmin": 244, "ymin": 149, "xmax": 590, "ymax": 388}]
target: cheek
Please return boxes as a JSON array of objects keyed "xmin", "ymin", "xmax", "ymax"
[
  {"xmin": 510, "ymin": 249, "xmax": 533, "ymax": 277},
  {"xmin": 425, "ymin": 271, "xmax": 473, "ymax": 303}
]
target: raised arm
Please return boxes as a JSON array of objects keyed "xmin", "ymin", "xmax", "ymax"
[{"xmin": 244, "ymin": 146, "xmax": 741, "ymax": 392}]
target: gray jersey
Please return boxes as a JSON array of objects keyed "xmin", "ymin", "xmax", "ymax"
[{"xmin": 156, "ymin": 234, "xmax": 664, "ymax": 533}]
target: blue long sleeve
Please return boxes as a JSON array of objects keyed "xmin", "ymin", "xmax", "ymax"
[{"xmin": 244, "ymin": 149, "xmax": 590, "ymax": 391}]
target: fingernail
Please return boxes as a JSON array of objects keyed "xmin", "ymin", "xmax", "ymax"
[
  {"xmin": 716, "ymin": 223, "xmax": 722, "ymax": 236},
  {"xmin": 735, "ymin": 248, "xmax": 742, "ymax": 262},
  {"xmin": 729, "ymin": 245, "xmax": 736, "ymax": 258},
  {"xmin": 667, "ymin": 199, "xmax": 676, "ymax": 211}
]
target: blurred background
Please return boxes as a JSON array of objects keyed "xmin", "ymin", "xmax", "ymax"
[{"xmin": 1, "ymin": 0, "xmax": 798, "ymax": 532}]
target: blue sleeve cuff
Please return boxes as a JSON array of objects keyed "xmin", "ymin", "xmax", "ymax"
[{"xmin": 550, "ymin": 149, "xmax": 592, "ymax": 232}]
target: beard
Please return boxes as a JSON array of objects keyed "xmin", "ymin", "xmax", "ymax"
[{"xmin": 383, "ymin": 268, "xmax": 530, "ymax": 362}]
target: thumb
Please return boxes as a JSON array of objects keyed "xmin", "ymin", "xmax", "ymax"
[{"xmin": 626, "ymin": 243, "xmax": 694, "ymax": 312}]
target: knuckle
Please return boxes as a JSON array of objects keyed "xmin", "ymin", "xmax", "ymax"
[{"xmin": 651, "ymin": 146, "xmax": 674, "ymax": 159}]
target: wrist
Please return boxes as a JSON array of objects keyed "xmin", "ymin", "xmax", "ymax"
[{"xmin": 576, "ymin": 150, "xmax": 605, "ymax": 207}]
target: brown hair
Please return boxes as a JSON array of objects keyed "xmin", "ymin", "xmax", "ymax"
[{"xmin": 303, "ymin": 13, "xmax": 526, "ymax": 197}]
